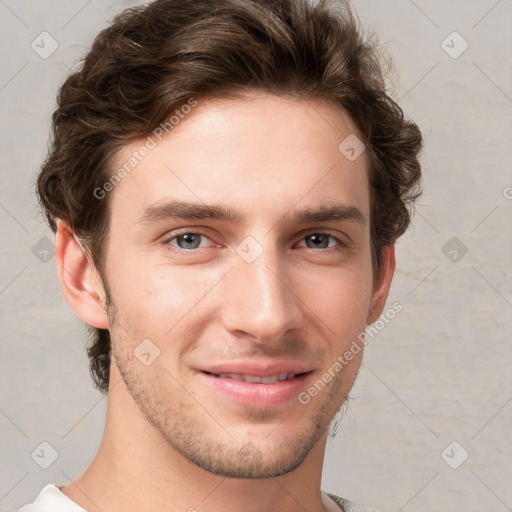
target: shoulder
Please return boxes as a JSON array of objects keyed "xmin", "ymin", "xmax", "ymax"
[{"xmin": 326, "ymin": 491, "xmax": 381, "ymax": 512}]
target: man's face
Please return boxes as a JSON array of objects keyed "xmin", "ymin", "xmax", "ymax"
[{"xmin": 101, "ymin": 93, "xmax": 378, "ymax": 478}]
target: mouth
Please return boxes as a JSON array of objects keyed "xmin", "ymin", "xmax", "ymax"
[
  {"xmin": 202, "ymin": 371, "xmax": 306, "ymax": 383},
  {"xmin": 198, "ymin": 368, "xmax": 313, "ymax": 408}
]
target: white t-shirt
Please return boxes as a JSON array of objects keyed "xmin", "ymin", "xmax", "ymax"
[
  {"xmin": 15, "ymin": 484, "xmax": 378, "ymax": 512},
  {"xmin": 17, "ymin": 484, "xmax": 85, "ymax": 511}
]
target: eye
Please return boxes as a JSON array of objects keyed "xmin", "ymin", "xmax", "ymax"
[
  {"xmin": 297, "ymin": 233, "xmax": 346, "ymax": 252},
  {"xmin": 162, "ymin": 230, "xmax": 347, "ymax": 254},
  {"xmin": 165, "ymin": 232, "xmax": 214, "ymax": 251}
]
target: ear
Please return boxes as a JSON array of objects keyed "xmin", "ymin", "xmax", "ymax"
[
  {"xmin": 366, "ymin": 244, "xmax": 396, "ymax": 325},
  {"xmin": 55, "ymin": 221, "xmax": 110, "ymax": 329}
]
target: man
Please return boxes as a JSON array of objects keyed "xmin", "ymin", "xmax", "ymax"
[{"xmin": 19, "ymin": 0, "xmax": 422, "ymax": 510}]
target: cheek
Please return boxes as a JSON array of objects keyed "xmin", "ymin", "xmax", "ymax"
[
  {"xmin": 303, "ymin": 265, "xmax": 373, "ymax": 341},
  {"xmin": 109, "ymin": 259, "xmax": 217, "ymax": 337}
]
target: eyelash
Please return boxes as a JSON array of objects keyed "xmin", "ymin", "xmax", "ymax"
[{"xmin": 162, "ymin": 230, "xmax": 348, "ymax": 255}]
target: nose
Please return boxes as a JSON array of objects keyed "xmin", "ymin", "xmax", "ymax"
[{"xmin": 220, "ymin": 244, "xmax": 304, "ymax": 344}]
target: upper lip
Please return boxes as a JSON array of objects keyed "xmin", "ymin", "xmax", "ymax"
[{"xmin": 199, "ymin": 359, "xmax": 313, "ymax": 377}]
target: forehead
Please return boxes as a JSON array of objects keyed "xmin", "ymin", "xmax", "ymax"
[{"xmin": 108, "ymin": 93, "xmax": 370, "ymax": 226}]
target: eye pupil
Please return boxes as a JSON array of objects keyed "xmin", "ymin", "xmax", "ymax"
[
  {"xmin": 178, "ymin": 233, "xmax": 201, "ymax": 249},
  {"xmin": 306, "ymin": 234, "xmax": 329, "ymax": 249}
]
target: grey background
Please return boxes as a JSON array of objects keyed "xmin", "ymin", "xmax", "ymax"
[{"xmin": 1, "ymin": 0, "xmax": 511, "ymax": 511}]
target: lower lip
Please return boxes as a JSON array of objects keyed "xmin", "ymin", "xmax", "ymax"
[{"xmin": 198, "ymin": 371, "xmax": 311, "ymax": 408}]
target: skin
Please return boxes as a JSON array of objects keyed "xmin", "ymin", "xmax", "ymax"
[{"xmin": 56, "ymin": 92, "xmax": 395, "ymax": 512}]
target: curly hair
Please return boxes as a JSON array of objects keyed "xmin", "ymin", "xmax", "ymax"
[{"xmin": 36, "ymin": 0, "xmax": 423, "ymax": 394}]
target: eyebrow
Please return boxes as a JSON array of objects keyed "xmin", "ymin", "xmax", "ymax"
[{"xmin": 138, "ymin": 200, "xmax": 366, "ymax": 226}]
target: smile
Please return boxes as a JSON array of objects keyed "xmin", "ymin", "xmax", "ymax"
[
  {"xmin": 199, "ymin": 370, "xmax": 312, "ymax": 408},
  {"xmin": 210, "ymin": 372, "xmax": 297, "ymax": 383}
]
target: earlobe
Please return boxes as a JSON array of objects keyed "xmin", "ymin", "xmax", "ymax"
[
  {"xmin": 366, "ymin": 245, "xmax": 396, "ymax": 325},
  {"xmin": 55, "ymin": 221, "xmax": 110, "ymax": 330}
]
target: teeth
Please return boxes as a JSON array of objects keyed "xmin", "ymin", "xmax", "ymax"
[
  {"xmin": 245, "ymin": 374, "xmax": 264, "ymax": 383},
  {"xmin": 216, "ymin": 372, "xmax": 296, "ymax": 383}
]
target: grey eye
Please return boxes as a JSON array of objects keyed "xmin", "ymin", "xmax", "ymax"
[
  {"xmin": 174, "ymin": 233, "xmax": 203, "ymax": 249},
  {"xmin": 304, "ymin": 234, "xmax": 332, "ymax": 249}
]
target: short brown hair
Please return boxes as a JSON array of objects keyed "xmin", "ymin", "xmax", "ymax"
[{"xmin": 36, "ymin": 0, "xmax": 422, "ymax": 394}]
